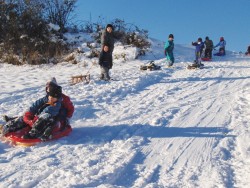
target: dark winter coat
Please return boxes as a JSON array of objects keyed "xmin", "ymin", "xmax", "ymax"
[
  {"xmin": 204, "ymin": 39, "xmax": 213, "ymax": 50},
  {"xmin": 99, "ymin": 51, "xmax": 113, "ymax": 69},
  {"xmin": 101, "ymin": 30, "xmax": 115, "ymax": 53}
]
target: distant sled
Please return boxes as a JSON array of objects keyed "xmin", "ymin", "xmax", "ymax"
[
  {"xmin": 201, "ymin": 57, "xmax": 212, "ymax": 61},
  {"xmin": 1, "ymin": 124, "xmax": 72, "ymax": 146},
  {"xmin": 187, "ymin": 63, "xmax": 204, "ymax": 70},
  {"xmin": 140, "ymin": 61, "xmax": 161, "ymax": 71}
]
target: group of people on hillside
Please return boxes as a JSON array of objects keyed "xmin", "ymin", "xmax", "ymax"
[
  {"xmin": 164, "ymin": 35, "xmax": 227, "ymax": 67},
  {"xmin": 1, "ymin": 24, "xmax": 249, "ymax": 141}
]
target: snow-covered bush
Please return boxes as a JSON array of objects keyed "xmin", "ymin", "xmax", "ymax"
[
  {"xmin": 0, "ymin": 0, "xmax": 75, "ymax": 65},
  {"xmin": 82, "ymin": 18, "xmax": 151, "ymax": 54}
]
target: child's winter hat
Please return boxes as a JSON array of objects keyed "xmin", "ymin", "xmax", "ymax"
[
  {"xmin": 46, "ymin": 77, "xmax": 58, "ymax": 93},
  {"xmin": 48, "ymin": 85, "xmax": 62, "ymax": 98},
  {"xmin": 46, "ymin": 77, "xmax": 57, "ymax": 87},
  {"xmin": 169, "ymin": 34, "xmax": 174, "ymax": 39}
]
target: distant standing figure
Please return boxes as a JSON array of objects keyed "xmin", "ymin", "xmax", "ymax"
[
  {"xmin": 101, "ymin": 24, "xmax": 115, "ymax": 54},
  {"xmin": 214, "ymin": 37, "xmax": 226, "ymax": 56},
  {"xmin": 204, "ymin": 36, "xmax": 213, "ymax": 59},
  {"xmin": 164, "ymin": 34, "xmax": 175, "ymax": 67},
  {"xmin": 99, "ymin": 45, "xmax": 113, "ymax": 81},
  {"xmin": 245, "ymin": 45, "xmax": 250, "ymax": 56},
  {"xmin": 192, "ymin": 37, "xmax": 204, "ymax": 66}
]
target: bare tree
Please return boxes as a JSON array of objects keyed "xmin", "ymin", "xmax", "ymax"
[{"xmin": 42, "ymin": 0, "xmax": 77, "ymax": 33}]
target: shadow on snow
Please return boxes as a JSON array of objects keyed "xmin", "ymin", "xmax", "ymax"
[{"xmin": 68, "ymin": 124, "xmax": 234, "ymax": 145}]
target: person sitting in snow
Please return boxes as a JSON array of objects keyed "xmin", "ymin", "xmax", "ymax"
[
  {"xmin": 164, "ymin": 34, "xmax": 175, "ymax": 67},
  {"xmin": 192, "ymin": 37, "xmax": 204, "ymax": 67},
  {"xmin": 214, "ymin": 37, "xmax": 226, "ymax": 56},
  {"xmin": 99, "ymin": 45, "xmax": 113, "ymax": 81},
  {"xmin": 45, "ymin": 77, "xmax": 74, "ymax": 130},
  {"xmin": 1, "ymin": 84, "xmax": 63, "ymax": 141},
  {"xmin": 204, "ymin": 36, "xmax": 213, "ymax": 59},
  {"xmin": 245, "ymin": 45, "xmax": 250, "ymax": 56}
]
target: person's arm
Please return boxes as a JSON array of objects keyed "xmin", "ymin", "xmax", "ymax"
[
  {"xmin": 101, "ymin": 30, "xmax": 106, "ymax": 46},
  {"xmin": 164, "ymin": 41, "xmax": 170, "ymax": 55},
  {"xmin": 192, "ymin": 42, "xmax": 198, "ymax": 46},
  {"xmin": 214, "ymin": 42, "xmax": 220, "ymax": 48},
  {"xmin": 99, "ymin": 52, "xmax": 103, "ymax": 66},
  {"xmin": 28, "ymin": 96, "xmax": 47, "ymax": 114}
]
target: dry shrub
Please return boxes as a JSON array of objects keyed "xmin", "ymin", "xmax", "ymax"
[
  {"xmin": 64, "ymin": 53, "xmax": 75, "ymax": 62},
  {"xmin": 3, "ymin": 54, "xmax": 22, "ymax": 65}
]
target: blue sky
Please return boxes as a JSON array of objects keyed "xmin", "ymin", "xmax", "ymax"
[{"xmin": 74, "ymin": 0, "xmax": 250, "ymax": 52}]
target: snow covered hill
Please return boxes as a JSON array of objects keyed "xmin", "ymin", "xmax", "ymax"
[{"xmin": 0, "ymin": 39, "xmax": 250, "ymax": 188}]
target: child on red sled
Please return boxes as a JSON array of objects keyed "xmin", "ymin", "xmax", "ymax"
[{"xmin": 1, "ymin": 78, "xmax": 74, "ymax": 141}]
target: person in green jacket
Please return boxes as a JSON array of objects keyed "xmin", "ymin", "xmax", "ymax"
[{"xmin": 164, "ymin": 34, "xmax": 175, "ymax": 67}]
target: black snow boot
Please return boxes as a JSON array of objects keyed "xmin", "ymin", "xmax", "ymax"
[{"xmin": 40, "ymin": 126, "xmax": 53, "ymax": 141}]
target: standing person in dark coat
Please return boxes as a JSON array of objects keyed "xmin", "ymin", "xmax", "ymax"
[
  {"xmin": 204, "ymin": 36, "xmax": 213, "ymax": 59},
  {"xmin": 101, "ymin": 24, "xmax": 115, "ymax": 54},
  {"xmin": 99, "ymin": 45, "xmax": 113, "ymax": 81}
]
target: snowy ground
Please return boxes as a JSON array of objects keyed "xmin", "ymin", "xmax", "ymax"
[{"xmin": 0, "ymin": 39, "xmax": 250, "ymax": 188}]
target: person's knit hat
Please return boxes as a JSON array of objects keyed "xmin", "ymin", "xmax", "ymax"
[
  {"xmin": 46, "ymin": 77, "xmax": 58, "ymax": 93},
  {"xmin": 205, "ymin": 36, "xmax": 209, "ymax": 40},
  {"xmin": 106, "ymin": 24, "xmax": 113, "ymax": 29},
  {"xmin": 46, "ymin": 77, "xmax": 57, "ymax": 87},
  {"xmin": 48, "ymin": 85, "xmax": 62, "ymax": 98},
  {"xmin": 169, "ymin": 34, "xmax": 174, "ymax": 39}
]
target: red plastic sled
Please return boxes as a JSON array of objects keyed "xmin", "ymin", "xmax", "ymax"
[
  {"xmin": 3, "ymin": 124, "xmax": 72, "ymax": 146},
  {"xmin": 201, "ymin": 57, "xmax": 212, "ymax": 61}
]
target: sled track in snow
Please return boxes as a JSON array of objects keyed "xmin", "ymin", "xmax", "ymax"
[{"xmin": 87, "ymin": 62, "xmax": 244, "ymax": 187}]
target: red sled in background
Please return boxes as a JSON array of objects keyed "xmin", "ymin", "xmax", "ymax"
[{"xmin": 201, "ymin": 57, "xmax": 212, "ymax": 61}]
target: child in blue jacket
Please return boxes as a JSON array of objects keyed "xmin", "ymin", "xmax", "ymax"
[
  {"xmin": 164, "ymin": 34, "xmax": 175, "ymax": 67},
  {"xmin": 192, "ymin": 37, "xmax": 204, "ymax": 66},
  {"xmin": 214, "ymin": 37, "xmax": 226, "ymax": 56}
]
